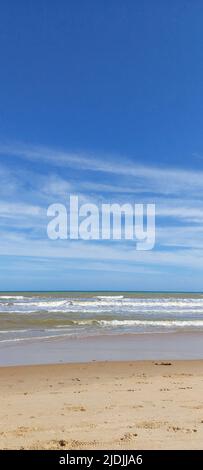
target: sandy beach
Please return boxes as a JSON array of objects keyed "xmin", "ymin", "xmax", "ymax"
[{"xmin": 0, "ymin": 360, "xmax": 203, "ymax": 450}]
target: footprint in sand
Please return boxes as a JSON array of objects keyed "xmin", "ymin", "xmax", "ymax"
[
  {"xmin": 120, "ymin": 432, "xmax": 138, "ymax": 441},
  {"xmin": 50, "ymin": 438, "xmax": 97, "ymax": 450},
  {"xmin": 137, "ymin": 420, "xmax": 167, "ymax": 430},
  {"xmin": 132, "ymin": 405, "xmax": 144, "ymax": 409},
  {"xmin": 178, "ymin": 387, "xmax": 192, "ymax": 390},
  {"xmin": 167, "ymin": 426, "xmax": 197, "ymax": 433},
  {"xmin": 63, "ymin": 405, "xmax": 86, "ymax": 412},
  {"xmin": 181, "ymin": 404, "xmax": 203, "ymax": 410},
  {"xmin": 14, "ymin": 426, "xmax": 31, "ymax": 436}
]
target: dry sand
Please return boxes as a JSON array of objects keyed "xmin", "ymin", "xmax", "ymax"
[{"xmin": 0, "ymin": 360, "xmax": 203, "ymax": 450}]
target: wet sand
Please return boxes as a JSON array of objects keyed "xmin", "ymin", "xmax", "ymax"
[
  {"xmin": 0, "ymin": 360, "xmax": 203, "ymax": 449},
  {"xmin": 1, "ymin": 332, "xmax": 203, "ymax": 366}
]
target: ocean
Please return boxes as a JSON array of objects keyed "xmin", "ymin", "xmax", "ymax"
[
  {"xmin": 1, "ymin": 292, "xmax": 203, "ymax": 365},
  {"xmin": 1, "ymin": 291, "xmax": 203, "ymax": 343}
]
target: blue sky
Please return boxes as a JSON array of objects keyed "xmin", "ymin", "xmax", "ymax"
[{"xmin": 1, "ymin": 1, "xmax": 203, "ymax": 291}]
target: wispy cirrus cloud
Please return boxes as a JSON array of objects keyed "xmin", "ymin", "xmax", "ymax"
[
  {"xmin": 1, "ymin": 142, "xmax": 203, "ymax": 197},
  {"xmin": 1, "ymin": 141, "xmax": 203, "ymax": 285}
]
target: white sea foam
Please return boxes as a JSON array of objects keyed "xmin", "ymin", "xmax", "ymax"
[
  {"xmin": 100, "ymin": 319, "xmax": 203, "ymax": 327},
  {"xmin": 96, "ymin": 295, "xmax": 124, "ymax": 299},
  {"xmin": 0, "ymin": 329, "xmax": 28, "ymax": 334},
  {"xmin": 0, "ymin": 333, "xmax": 74, "ymax": 344},
  {"xmin": 0, "ymin": 296, "xmax": 25, "ymax": 300},
  {"xmin": 14, "ymin": 300, "xmax": 69, "ymax": 308}
]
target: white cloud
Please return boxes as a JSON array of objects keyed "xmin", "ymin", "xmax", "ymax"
[
  {"xmin": 1, "ymin": 141, "xmax": 203, "ymax": 276},
  {"xmin": 0, "ymin": 201, "xmax": 43, "ymax": 217},
  {"xmin": 1, "ymin": 142, "xmax": 203, "ymax": 197}
]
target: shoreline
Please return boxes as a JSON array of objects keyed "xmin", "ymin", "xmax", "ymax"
[
  {"xmin": 0, "ymin": 357, "xmax": 203, "ymax": 369},
  {"xmin": 0, "ymin": 359, "xmax": 203, "ymax": 449},
  {"xmin": 1, "ymin": 331, "xmax": 203, "ymax": 366}
]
